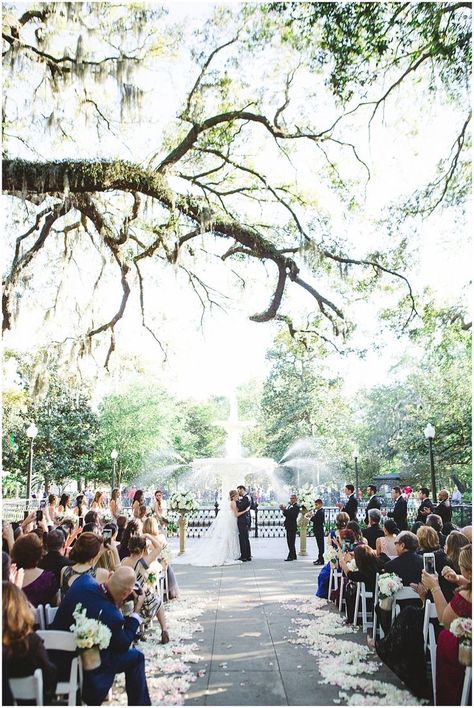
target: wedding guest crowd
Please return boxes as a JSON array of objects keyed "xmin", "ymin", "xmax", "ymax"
[
  {"xmin": 317, "ymin": 480, "xmax": 472, "ymax": 706},
  {"xmin": 2, "ymin": 485, "xmax": 177, "ymax": 705}
]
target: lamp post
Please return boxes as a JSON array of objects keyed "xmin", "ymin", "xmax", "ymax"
[
  {"xmin": 26, "ymin": 423, "xmax": 38, "ymax": 506},
  {"xmin": 353, "ymin": 448, "xmax": 359, "ymax": 498},
  {"xmin": 423, "ymin": 424, "xmax": 437, "ymax": 500},
  {"xmin": 111, "ymin": 449, "xmax": 118, "ymax": 490}
]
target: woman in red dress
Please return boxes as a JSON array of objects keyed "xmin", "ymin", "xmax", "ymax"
[{"xmin": 422, "ymin": 544, "xmax": 471, "ymax": 705}]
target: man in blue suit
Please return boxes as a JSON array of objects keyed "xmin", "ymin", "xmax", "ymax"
[{"xmin": 52, "ymin": 566, "xmax": 151, "ymax": 705}]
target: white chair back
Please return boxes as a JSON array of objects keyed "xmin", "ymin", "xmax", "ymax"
[
  {"xmin": 35, "ymin": 604, "xmax": 46, "ymax": 630},
  {"xmin": 423, "ymin": 600, "xmax": 439, "ymax": 704},
  {"xmin": 391, "ymin": 586, "xmax": 420, "ymax": 622},
  {"xmin": 36, "ymin": 630, "xmax": 80, "ymax": 706},
  {"xmin": 372, "ymin": 574, "xmax": 384, "ymax": 640},
  {"xmin": 9, "ymin": 667, "xmax": 43, "ymax": 705},
  {"xmin": 353, "ymin": 581, "xmax": 374, "ymax": 632},
  {"xmin": 461, "ymin": 666, "xmax": 471, "ymax": 707},
  {"xmin": 44, "ymin": 604, "xmax": 58, "ymax": 628}
]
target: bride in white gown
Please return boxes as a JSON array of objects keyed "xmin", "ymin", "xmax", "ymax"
[{"xmin": 189, "ymin": 489, "xmax": 250, "ymax": 567}]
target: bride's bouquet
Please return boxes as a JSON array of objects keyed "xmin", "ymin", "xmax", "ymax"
[{"xmin": 169, "ymin": 491, "xmax": 198, "ymax": 514}]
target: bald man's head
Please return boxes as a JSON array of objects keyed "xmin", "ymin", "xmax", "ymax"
[{"xmin": 107, "ymin": 566, "xmax": 136, "ymax": 605}]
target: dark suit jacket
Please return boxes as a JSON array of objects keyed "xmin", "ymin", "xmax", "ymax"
[
  {"xmin": 388, "ymin": 496, "xmax": 408, "ymax": 530},
  {"xmin": 343, "ymin": 494, "xmax": 358, "ymax": 521},
  {"xmin": 416, "ymin": 498, "xmax": 435, "ymax": 523},
  {"xmin": 236, "ymin": 495, "xmax": 251, "ymax": 529},
  {"xmin": 309, "ymin": 508, "xmax": 325, "ymax": 536},
  {"xmin": 384, "ymin": 551, "xmax": 423, "ymax": 585},
  {"xmin": 362, "ymin": 524, "xmax": 385, "ymax": 550},
  {"xmin": 365, "ymin": 495, "xmax": 382, "ymax": 524},
  {"xmin": 52, "ymin": 574, "xmax": 140, "ymax": 666},
  {"xmin": 434, "ymin": 500, "xmax": 452, "ymax": 524},
  {"xmin": 283, "ymin": 503, "xmax": 300, "ymax": 531}
]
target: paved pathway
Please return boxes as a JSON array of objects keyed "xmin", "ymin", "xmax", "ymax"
[{"xmin": 170, "ymin": 549, "xmax": 411, "ymax": 706}]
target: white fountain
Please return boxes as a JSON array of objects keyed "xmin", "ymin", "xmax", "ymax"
[{"xmin": 189, "ymin": 391, "xmax": 278, "ymax": 500}]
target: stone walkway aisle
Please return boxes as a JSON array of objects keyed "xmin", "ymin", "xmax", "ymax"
[{"xmin": 174, "ymin": 557, "xmax": 415, "ymax": 706}]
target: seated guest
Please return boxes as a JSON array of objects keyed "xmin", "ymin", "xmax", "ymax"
[
  {"xmin": 116, "ymin": 516, "xmax": 128, "ymax": 544},
  {"xmin": 346, "ymin": 521, "xmax": 366, "ymax": 547},
  {"xmin": 52, "ymin": 567, "xmax": 151, "ymax": 705},
  {"xmin": 11, "ymin": 534, "xmax": 58, "ymax": 607},
  {"xmin": 362, "ymin": 509, "xmax": 385, "ymax": 550},
  {"xmin": 460, "ymin": 525, "xmax": 472, "ymax": 542},
  {"xmin": 421, "ymin": 545, "xmax": 471, "ymax": 705},
  {"xmin": 416, "ymin": 525, "xmax": 451, "ymax": 600},
  {"xmin": 60, "ymin": 532, "xmax": 109, "ymax": 597},
  {"xmin": 315, "ymin": 512, "xmax": 350, "ymax": 599},
  {"xmin": 426, "ymin": 513, "xmax": 447, "ymax": 546},
  {"xmin": 434, "ymin": 489, "xmax": 452, "ymax": 525},
  {"xmin": 339, "ymin": 544, "xmax": 384, "ymax": 624},
  {"xmin": 96, "ymin": 524, "xmax": 121, "ymax": 572},
  {"xmin": 384, "ymin": 531, "xmax": 423, "ymax": 585},
  {"xmin": 84, "ymin": 510, "xmax": 99, "ymax": 527},
  {"xmin": 2, "ymin": 581, "xmax": 58, "ymax": 701},
  {"xmin": 121, "ymin": 535, "xmax": 170, "ymax": 643},
  {"xmin": 118, "ymin": 520, "xmax": 139, "ymax": 561},
  {"xmin": 39, "ymin": 529, "xmax": 73, "ymax": 585},
  {"xmin": 442, "ymin": 521, "xmax": 458, "ymax": 536},
  {"xmin": 410, "ymin": 520, "xmax": 424, "ymax": 535},
  {"xmin": 445, "ymin": 530, "xmax": 470, "ymax": 573}
]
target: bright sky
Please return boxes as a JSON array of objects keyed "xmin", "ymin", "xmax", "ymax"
[{"xmin": 2, "ymin": 2, "xmax": 471, "ymax": 403}]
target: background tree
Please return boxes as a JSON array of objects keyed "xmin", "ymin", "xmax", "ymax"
[{"xmin": 4, "ymin": 2, "xmax": 468, "ymax": 373}]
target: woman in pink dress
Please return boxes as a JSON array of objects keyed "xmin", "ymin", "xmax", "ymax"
[{"xmin": 421, "ymin": 544, "xmax": 471, "ymax": 705}]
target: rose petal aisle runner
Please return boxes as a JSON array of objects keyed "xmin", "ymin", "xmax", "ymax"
[
  {"xmin": 109, "ymin": 597, "xmax": 213, "ymax": 706},
  {"xmin": 282, "ymin": 597, "xmax": 426, "ymax": 706}
]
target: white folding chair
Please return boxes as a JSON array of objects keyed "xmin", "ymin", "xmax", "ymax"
[
  {"xmin": 44, "ymin": 604, "xmax": 58, "ymax": 628},
  {"xmin": 338, "ymin": 571, "xmax": 346, "ymax": 612},
  {"xmin": 391, "ymin": 586, "xmax": 420, "ymax": 623},
  {"xmin": 353, "ymin": 582, "xmax": 374, "ymax": 632},
  {"xmin": 372, "ymin": 574, "xmax": 385, "ymax": 640},
  {"xmin": 461, "ymin": 666, "xmax": 471, "ymax": 706},
  {"xmin": 35, "ymin": 604, "xmax": 46, "ymax": 630},
  {"xmin": 9, "ymin": 667, "xmax": 43, "ymax": 705},
  {"xmin": 422, "ymin": 599, "xmax": 438, "ymax": 704},
  {"xmin": 37, "ymin": 630, "xmax": 80, "ymax": 706}
]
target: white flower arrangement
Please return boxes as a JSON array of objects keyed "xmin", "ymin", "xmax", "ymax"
[
  {"xmin": 70, "ymin": 603, "xmax": 112, "ymax": 651},
  {"xmin": 323, "ymin": 546, "xmax": 338, "ymax": 565},
  {"xmin": 377, "ymin": 573, "xmax": 403, "ymax": 600},
  {"xmin": 169, "ymin": 491, "xmax": 198, "ymax": 513},
  {"xmin": 102, "ymin": 513, "xmax": 114, "ymax": 524},
  {"xmin": 450, "ymin": 617, "xmax": 472, "ymax": 643},
  {"xmin": 347, "ymin": 559, "xmax": 358, "ymax": 572},
  {"xmin": 296, "ymin": 483, "xmax": 316, "ymax": 513}
]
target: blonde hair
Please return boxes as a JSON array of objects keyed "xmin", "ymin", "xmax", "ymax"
[
  {"xmin": 2, "ymin": 582, "xmax": 35, "ymax": 656},
  {"xmin": 95, "ymin": 548, "xmax": 118, "ymax": 572},
  {"xmin": 458, "ymin": 544, "xmax": 472, "ymax": 594},
  {"xmin": 229, "ymin": 489, "xmax": 238, "ymax": 500},
  {"xmin": 143, "ymin": 517, "xmax": 159, "ymax": 536},
  {"xmin": 417, "ymin": 525, "xmax": 439, "ymax": 551}
]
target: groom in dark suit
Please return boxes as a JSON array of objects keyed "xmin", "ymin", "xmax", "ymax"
[{"xmin": 236, "ymin": 485, "xmax": 252, "ymax": 561}]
